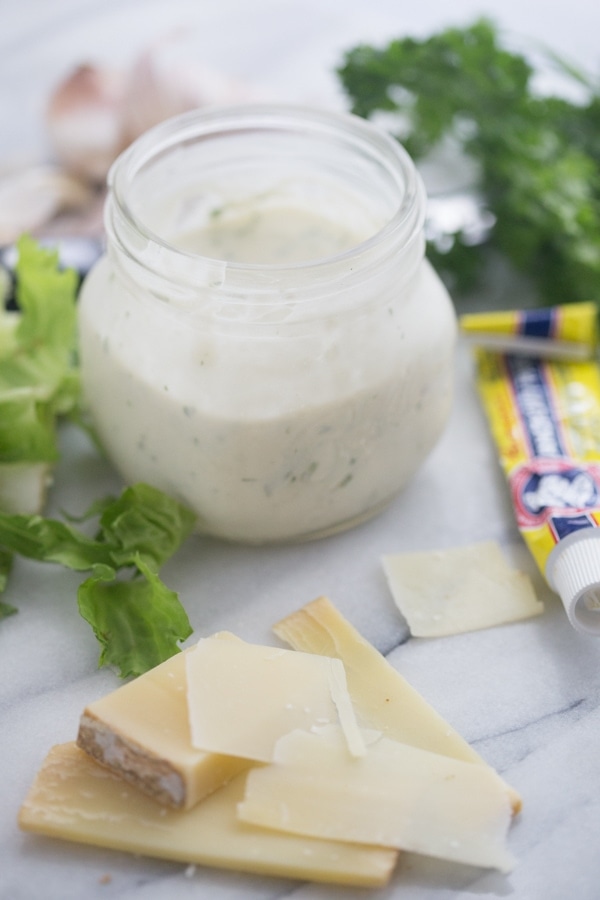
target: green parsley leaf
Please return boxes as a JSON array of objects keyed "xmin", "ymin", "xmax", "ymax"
[{"xmin": 337, "ymin": 19, "xmax": 600, "ymax": 305}]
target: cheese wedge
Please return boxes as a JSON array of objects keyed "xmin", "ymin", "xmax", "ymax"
[
  {"xmin": 238, "ymin": 727, "xmax": 515, "ymax": 873},
  {"xmin": 382, "ymin": 540, "xmax": 543, "ymax": 637},
  {"xmin": 18, "ymin": 743, "xmax": 398, "ymax": 888},
  {"xmin": 77, "ymin": 629, "xmax": 364, "ymax": 809},
  {"xmin": 272, "ymin": 596, "xmax": 521, "ymax": 813},
  {"xmin": 186, "ymin": 635, "xmax": 365, "ymax": 761},
  {"xmin": 77, "ymin": 645, "xmax": 249, "ymax": 810}
]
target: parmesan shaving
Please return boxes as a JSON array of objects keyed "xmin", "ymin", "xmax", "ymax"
[{"xmin": 382, "ymin": 540, "xmax": 544, "ymax": 637}]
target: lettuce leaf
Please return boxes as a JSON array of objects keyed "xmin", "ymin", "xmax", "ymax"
[
  {"xmin": 0, "ymin": 483, "xmax": 196, "ymax": 677},
  {"xmin": 97, "ymin": 482, "xmax": 198, "ymax": 571},
  {"xmin": 78, "ymin": 558, "xmax": 194, "ymax": 678},
  {"xmin": 0, "ymin": 236, "xmax": 79, "ymax": 465},
  {"xmin": 0, "ymin": 547, "xmax": 15, "ymax": 618},
  {"xmin": 0, "ymin": 239, "xmax": 197, "ymax": 676}
]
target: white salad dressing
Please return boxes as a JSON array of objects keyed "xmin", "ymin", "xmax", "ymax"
[
  {"xmin": 174, "ymin": 206, "xmax": 367, "ymax": 264},
  {"xmin": 78, "ymin": 106, "xmax": 457, "ymax": 543}
]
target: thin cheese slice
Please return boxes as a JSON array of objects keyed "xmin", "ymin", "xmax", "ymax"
[
  {"xmin": 238, "ymin": 727, "xmax": 515, "ymax": 873},
  {"xmin": 382, "ymin": 540, "xmax": 544, "ymax": 637},
  {"xmin": 186, "ymin": 635, "xmax": 365, "ymax": 762},
  {"xmin": 77, "ymin": 643, "xmax": 248, "ymax": 810},
  {"xmin": 272, "ymin": 596, "xmax": 521, "ymax": 814},
  {"xmin": 18, "ymin": 743, "xmax": 397, "ymax": 887}
]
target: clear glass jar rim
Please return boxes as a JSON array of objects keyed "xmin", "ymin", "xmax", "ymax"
[{"xmin": 107, "ymin": 103, "xmax": 425, "ymax": 280}]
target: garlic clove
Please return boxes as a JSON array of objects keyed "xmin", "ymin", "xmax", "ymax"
[
  {"xmin": 120, "ymin": 39, "xmax": 272, "ymax": 145},
  {"xmin": 45, "ymin": 44, "xmax": 275, "ymax": 187},
  {"xmin": 46, "ymin": 64, "xmax": 126, "ymax": 184},
  {"xmin": 0, "ymin": 165, "xmax": 94, "ymax": 245}
]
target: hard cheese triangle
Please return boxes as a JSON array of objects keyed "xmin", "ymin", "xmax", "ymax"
[
  {"xmin": 76, "ymin": 629, "xmax": 364, "ymax": 809},
  {"xmin": 77, "ymin": 642, "xmax": 248, "ymax": 810},
  {"xmin": 19, "ymin": 743, "xmax": 397, "ymax": 887}
]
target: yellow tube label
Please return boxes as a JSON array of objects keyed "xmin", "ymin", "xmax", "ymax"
[
  {"xmin": 461, "ymin": 301, "xmax": 598, "ymax": 360},
  {"xmin": 461, "ymin": 301, "xmax": 598, "ymax": 345},
  {"xmin": 468, "ymin": 305, "xmax": 600, "ymax": 578}
]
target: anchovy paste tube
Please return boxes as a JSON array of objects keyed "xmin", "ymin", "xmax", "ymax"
[
  {"xmin": 460, "ymin": 301, "xmax": 597, "ymax": 360},
  {"xmin": 462, "ymin": 304, "xmax": 600, "ymax": 635}
]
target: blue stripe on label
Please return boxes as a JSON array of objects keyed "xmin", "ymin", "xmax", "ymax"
[
  {"xmin": 551, "ymin": 515, "xmax": 595, "ymax": 541},
  {"xmin": 506, "ymin": 355, "xmax": 567, "ymax": 458},
  {"xmin": 519, "ymin": 308, "xmax": 556, "ymax": 339}
]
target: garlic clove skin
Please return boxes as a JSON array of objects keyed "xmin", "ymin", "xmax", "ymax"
[
  {"xmin": 46, "ymin": 44, "xmax": 274, "ymax": 186},
  {"xmin": 120, "ymin": 40, "xmax": 274, "ymax": 145},
  {"xmin": 46, "ymin": 64, "xmax": 126, "ymax": 184},
  {"xmin": 0, "ymin": 165, "xmax": 94, "ymax": 245}
]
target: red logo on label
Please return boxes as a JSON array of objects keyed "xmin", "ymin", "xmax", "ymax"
[{"xmin": 509, "ymin": 459, "xmax": 600, "ymax": 528}]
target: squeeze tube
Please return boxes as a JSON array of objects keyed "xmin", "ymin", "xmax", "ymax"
[{"xmin": 461, "ymin": 302, "xmax": 600, "ymax": 635}]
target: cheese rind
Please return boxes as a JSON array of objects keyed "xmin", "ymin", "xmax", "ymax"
[
  {"xmin": 382, "ymin": 540, "xmax": 544, "ymax": 637},
  {"xmin": 18, "ymin": 743, "xmax": 397, "ymax": 888},
  {"xmin": 272, "ymin": 596, "xmax": 521, "ymax": 814},
  {"xmin": 76, "ymin": 645, "xmax": 248, "ymax": 810},
  {"xmin": 186, "ymin": 635, "xmax": 364, "ymax": 762},
  {"xmin": 238, "ymin": 727, "xmax": 516, "ymax": 873}
]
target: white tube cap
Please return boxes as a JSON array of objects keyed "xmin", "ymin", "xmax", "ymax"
[{"xmin": 546, "ymin": 530, "xmax": 600, "ymax": 635}]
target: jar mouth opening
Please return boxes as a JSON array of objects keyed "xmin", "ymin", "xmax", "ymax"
[{"xmin": 107, "ymin": 103, "xmax": 425, "ymax": 280}]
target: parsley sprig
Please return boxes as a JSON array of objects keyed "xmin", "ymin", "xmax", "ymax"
[{"xmin": 338, "ymin": 19, "xmax": 600, "ymax": 304}]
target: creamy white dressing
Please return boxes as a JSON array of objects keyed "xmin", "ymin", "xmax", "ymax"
[
  {"xmin": 78, "ymin": 201, "xmax": 455, "ymax": 542},
  {"xmin": 79, "ymin": 106, "xmax": 456, "ymax": 542},
  {"xmin": 174, "ymin": 206, "xmax": 368, "ymax": 264}
]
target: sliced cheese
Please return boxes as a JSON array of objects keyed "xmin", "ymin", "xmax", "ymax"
[
  {"xmin": 272, "ymin": 596, "xmax": 521, "ymax": 814},
  {"xmin": 186, "ymin": 635, "xmax": 365, "ymax": 762},
  {"xmin": 18, "ymin": 743, "xmax": 397, "ymax": 887},
  {"xmin": 382, "ymin": 540, "xmax": 544, "ymax": 637},
  {"xmin": 238, "ymin": 727, "xmax": 515, "ymax": 873},
  {"xmin": 77, "ymin": 644, "xmax": 248, "ymax": 810}
]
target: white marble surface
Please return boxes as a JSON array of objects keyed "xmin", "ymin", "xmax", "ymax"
[{"xmin": 2, "ymin": 2, "xmax": 600, "ymax": 898}]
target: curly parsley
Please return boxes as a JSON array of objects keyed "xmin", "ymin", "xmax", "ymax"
[{"xmin": 338, "ymin": 18, "xmax": 600, "ymax": 305}]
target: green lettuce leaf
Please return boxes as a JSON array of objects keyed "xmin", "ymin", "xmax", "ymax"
[
  {"xmin": 97, "ymin": 482, "xmax": 198, "ymax": 570},
  {"xmin": 0, "ymin": 483, "xmax": 196, "ymax": 676},
  {"xmin": 0, "ymin": 545, "xmax": 13, "ymax": 593},
  {"xmin": 0, "ymin": 239, "xmax": 197, "ymax": 678},
  {"xmin": 78, "ymin": 558, "xmax": 193, "ymax": 678},
  {"xmin": 0, "ymin": 235, "xmax": 79, "ymax": 465},
  {"xmin": 0, "ymin": 512, "xmax": 113, "ymax": 569}
]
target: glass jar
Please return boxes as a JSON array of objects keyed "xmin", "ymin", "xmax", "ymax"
[{"xmin": 78, "ymin": 104, "xmax": 457, "ymax": 543}]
